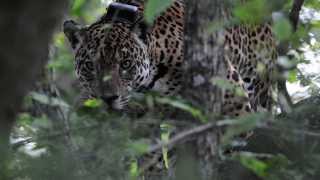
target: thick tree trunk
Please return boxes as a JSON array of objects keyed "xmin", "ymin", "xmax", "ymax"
[
  {"xmin": 0, "ymin": 1, "xmax": 68, "ymax": 179},
  {"xmin": 184, "ymin": 0, "xmax": 230, "ymax": 113},
  {"xmin": 182, "ymin": 0, "xmax": 231, "ymax": 179}
]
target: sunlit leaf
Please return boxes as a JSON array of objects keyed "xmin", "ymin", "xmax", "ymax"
[
  {"xmin": 83, "ymin": 98, "xmax": 103, "ymax": 108},
  {"xmin": 234, "ymin": 152, "xmax": 291, "ymax": 179},
  {"xmin": 144, "ymin": 0, "xmax": 173, "ymax": 24},
  {"xmin": 160, "ymin": 123, "xmax": 174, "ymax": 169},
  {"xmin": 265, "ymin": 154, "xmax": 290, "ymax": 169},
  {"xmin": 54, "ymin": 33, "xmax": 65, "ymax": 47},
  {"xmin": 288, "ymin": 70, "xmax": 298, "ymax": 83},
  {"xmin": 129, "ymin": 159, "xmax": 139, "ymax": 179},
  {"xmin": 235, "ymin": 152, "xmax": 269, "ymax": 177}
]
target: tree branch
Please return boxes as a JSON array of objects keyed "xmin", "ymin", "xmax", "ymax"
[
  {"xmin": 289, "ymin": 0, "xmax": 305, "ymax": 31},
  {"xmin": 277, "ymin": 0, "xmax": 305, "ymax": 114},
  {"xmin": 147, "ymin": 122, "xmax": 216, "ymax": 154},
  {"xmin": 139, "ymin": 115, "xmax": 320, "ymax": 174}
]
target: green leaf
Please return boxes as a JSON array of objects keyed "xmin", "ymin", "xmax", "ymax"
[
  {"xmin": 234, "ymin": 152, "xmax": 291, "ymax": 179},
  {"xmin": 272, "ymin": 17, "xmax": 292, "ymax": 41},
  {"xmin": 156, "ymin": 97, "xmax": 207, "ymax": 122},
  {"xmin": 32, "ymin": 115, "xmax": 52, "ymax": 129},
  {"xmin": 233, "ymin": 0, "xmax": 269, "ymax": 24},
  {"xmin": 129, "ymin": 159, "xmax": 139, "ymax": 179},
  {"xmin": 211, "ymin": 78, "xmax": 246, "ymax": 97},
  {"xmin": 291, "ymin": 25, "xmax": 308, "ymax": 48},
  {"xmin": 72, "ymin": 0, "xmax": 86, "ymax": 16},
  {"xmin": 128, "ymin": 140, "xmax": 149, "ymax": 156},
  {"xmin": 29, "ymin": 92, "xmax": 69, "ymax": 108},
  {"xmin": 53, "ymin": 32, "xmax": 65, "ymax": 47},
  {"xmin": 47, "ymin": 61, "xmax": 65, "ymax": 70},
  {"xmin": 305, "ymin": 0, "xmax": 320, "ymax": 10},
  {"xmin": 235, "ymin": 152, "xmax": 269, "ymax": 178},
  {"xmin": 83, "ymin": 98, "xmax": 103, "ymax": 108},
  {"xmin": 144, "ymin": 0, "xmax": 173, "ymax": 24},
  {"xmin": 160, "ymin": 123, "xmax": 174, "ymax": 169},
  {"xmin": 16, "ymin": 113, "xmax": 33, "ymax": 126},
  {"xmin": 288, "ymin": 70, "xmax": 298, "ymax": 83},
  {"xmin": 222, "ymin": 113, "xmax": 265, "ymax": 144}
]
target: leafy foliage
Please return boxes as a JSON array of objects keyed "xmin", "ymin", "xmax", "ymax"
[
  {"xmin": 233, "ymin": 0, "xmax": 270, "ymax": 23},
  {"xmin": 5, "ymin": 0, "xmax": 320, "ymax": 180},
  {"xmin": 144, "ymin": 0, "xmax": 173, "ymax": 24},
  {"xmin": 272, "ymin": 16, "xmax": 293, "ymax": 41}
]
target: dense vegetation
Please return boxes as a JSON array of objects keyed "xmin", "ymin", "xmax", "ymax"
[{"xmin": 1, "ymin": 0, "xmax": 320, "ymax": 179}]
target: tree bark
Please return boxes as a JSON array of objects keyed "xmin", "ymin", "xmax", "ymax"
[
  {"xmin": 0, "ymin": 1, "xmax": 68, "ymax": 179},
  {"xmin": 184, "ymin": 0, "xmax": 230, "ymax": 114},
  {"xmin": 182, "ymin": 0, "xmax": 231, "ymax": 179}
]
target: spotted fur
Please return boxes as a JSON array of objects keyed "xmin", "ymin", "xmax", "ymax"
[
  {"xmin": 63, "ymin": 0, "xmax": 276, "ymax": 114},
  {"xmin": 63, "ymin": 0, "xmax": 277, "ymax": 178}
]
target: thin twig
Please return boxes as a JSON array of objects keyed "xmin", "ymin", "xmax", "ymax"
[
  {"xmin": 145, "ymin": 116, "xmax": 320, "ymax": 156},
  {"xmin": 146, "ymin": 122, "xmax": 216, "ymax": 154},
  {"xmin": 139, "ymin": 116, "xmax": 320, "ymax": 172},
  {"xmin": 139, "ymin": 122, "xmax": 217, "ymax": 174}
]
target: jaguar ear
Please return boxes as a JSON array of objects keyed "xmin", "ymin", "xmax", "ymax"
[{"xmin": 63, "ymin": 20, "xmax": 83, "ymax": 49}]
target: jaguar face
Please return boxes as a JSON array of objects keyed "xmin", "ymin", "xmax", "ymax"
[{"xmin": 63, "ymin": 20, "xmax": 153, "ymax": 109}]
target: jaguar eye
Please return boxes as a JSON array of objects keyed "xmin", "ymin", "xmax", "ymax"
[{"xmin": 120, "ymin": 60, "xmax": 131, "ymax": 69}]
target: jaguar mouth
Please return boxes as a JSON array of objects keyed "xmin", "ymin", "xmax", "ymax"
[{"xmin": 101, "ymin": 95, "xmax": 130, "ymax": 110}]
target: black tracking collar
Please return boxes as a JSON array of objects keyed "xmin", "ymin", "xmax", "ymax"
[{"xmin": 105, "ymin": 2, "xmax": 139, "ymax": 25}]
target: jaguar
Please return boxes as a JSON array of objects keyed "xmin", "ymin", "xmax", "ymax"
[
  {"xmin": 63, "ymin": 0, "xmax": 277, "ymax": 178},
  {"xmin": 63, "ymin": 0, "xmax": 276, "ymax": 115}
]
